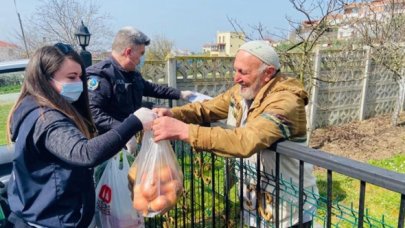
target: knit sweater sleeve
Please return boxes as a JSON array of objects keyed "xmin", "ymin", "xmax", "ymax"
[{"xmin": 33, "ymin": 110, "xmax": 142, "ymax": 167}]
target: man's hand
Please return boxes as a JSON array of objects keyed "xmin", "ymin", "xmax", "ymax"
[
  {"xmin": 152, "ymin": 116, "xmax": 189, "ymax": 142},
  {"xmin": 152, "ymin": 107, "xmax": 173, "ymax": 117},
  {"xmin": 180, "ymin": 90, "xmax": 194, "ymax": 100}
]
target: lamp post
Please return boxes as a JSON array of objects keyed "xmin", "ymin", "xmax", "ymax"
[{"xmin": 75, "ymin": 21, "xmax": 92, "ymax": 67}]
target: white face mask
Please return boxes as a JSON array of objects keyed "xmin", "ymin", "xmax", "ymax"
[
  {"xmin": 53, "ymin": 79, "xmax": 83, "ymax": 103},
  {"xmin": 128, "ymin": 55, "xmax": 144, "ymax": 72},
  {"xmin": 136, "ymin": 55, "xmax": 145, "ymax": 71}
]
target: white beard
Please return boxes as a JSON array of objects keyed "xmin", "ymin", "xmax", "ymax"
[{"xmin": 239, "ymin": 77, "xmax": 262, "ymax": 100}]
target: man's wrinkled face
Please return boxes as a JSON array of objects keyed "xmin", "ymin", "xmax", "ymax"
[{"xmin": 233, "ymin": 51, "xmax": 268, "ymax": 100}]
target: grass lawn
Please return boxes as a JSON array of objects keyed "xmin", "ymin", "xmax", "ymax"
[
  {"xmin": 0, "ymin": 85, "xmax": 21, "ymax": 95},
  {"xmin": 315, "ymin": 154, "xmax": 405, "ymax": 227},
  {"xmin": 0, "ymin": 103, "xmax": 13, "ymax": 145}
]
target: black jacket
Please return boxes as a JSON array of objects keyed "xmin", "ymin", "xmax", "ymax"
[
  {"xmin": 86, "ymin": 57, "xmax": 181, "ymax": 134},
  {"xmin": 7, "ymin": 96, "xmax": 142, "ymax": 227}
]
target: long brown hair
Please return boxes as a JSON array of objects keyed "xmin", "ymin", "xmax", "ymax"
[{"xmin": 6, "ymin": 45, "xmax": 96, "ymax": 142}]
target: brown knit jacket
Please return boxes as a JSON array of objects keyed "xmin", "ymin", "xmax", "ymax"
[{"xmin": 172, "ymin": 73, "xmax": 308, "ymax": 158}]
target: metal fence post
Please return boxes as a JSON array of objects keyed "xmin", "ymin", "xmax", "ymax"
[{"xmin": 359, "ymin": 46, "xmax": 371, "ymax": 121}]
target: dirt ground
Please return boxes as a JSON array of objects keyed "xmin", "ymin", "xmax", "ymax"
[{"xmin": 309, "ymin": 113, "xmax": 405, "ymax": 162}]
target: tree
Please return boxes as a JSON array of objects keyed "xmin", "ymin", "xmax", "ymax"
[
  {"xmin": 14, "ymin": 0, "xmax": 113, "ymax": 56},
  {"xmin": 283, "ymin": 0, "xmax": 350, "ymax": 82},
  {"xmin": 347, "ymin": 0, "xmax": 405, "ymax": 126},
  {"xmin": 227, "ymin": 16, "xmax": 272, "ymax": 41},
  {"xmin": 145, "ymin": 35, "xmax": 175, "ymax": 61},
  {"xmin": 228, "ymin": 0, "xmax": 349, "ymax": 82},
  {"xmin": 141, "ymin": 35, "xmax": 175, "ymax": 82}
]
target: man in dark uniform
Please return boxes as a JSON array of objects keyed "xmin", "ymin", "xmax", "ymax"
[{"xmin": 86, "ymin": 26, "xmax": 192, "ymax": 152}]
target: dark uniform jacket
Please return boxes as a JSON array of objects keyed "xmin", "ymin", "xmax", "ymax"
[
  {"xmin": 86, "ymin": 57, "xmax": 181, "ymax": 134},
  {"xmin": 7, "ymin": 96, "xmax": 142, "ymax": 227}
]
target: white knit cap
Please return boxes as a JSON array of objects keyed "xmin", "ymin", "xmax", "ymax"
[{"xmin": 238, "ymin": 40, "xmax": 280, "ymax": 70}]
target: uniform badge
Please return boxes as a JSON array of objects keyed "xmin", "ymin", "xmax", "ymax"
[{"xmin": 87, "ymin": 78, "xmax": 99, "ymax": 90}]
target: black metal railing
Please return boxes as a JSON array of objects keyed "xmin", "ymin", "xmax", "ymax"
[
  {"xmin": 142, "ymin": 139, "xmax": 405, "ymax": 228},
  {"xmin": 272, "ymin": 141, "xmax": 405, "ymax": 228}
]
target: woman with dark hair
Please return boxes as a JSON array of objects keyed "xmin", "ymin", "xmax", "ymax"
[{"xmin": 6, "ymin": 43, "xmax": 155, "ymax": 228}]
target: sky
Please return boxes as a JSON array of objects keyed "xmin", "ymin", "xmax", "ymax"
[{"xmin": 0, "ymin": 0, "xmax": 306, "ymax": 52}]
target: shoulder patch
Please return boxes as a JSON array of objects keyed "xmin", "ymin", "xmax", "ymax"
[{"xmin": 87, "ymin": 77, "xmax": 100, "ymax": 90}]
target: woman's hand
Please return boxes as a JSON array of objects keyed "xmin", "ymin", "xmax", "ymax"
[{"xmin": 133, "ymin": 107, "xmax": 157, "ymax": 130}]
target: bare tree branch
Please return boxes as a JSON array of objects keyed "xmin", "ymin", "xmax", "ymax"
[
  {"xmin": 145, "ymin": 35, "xmax": 175, "ymax": 61},
  {"xmin": 227, "ymin": 16, "xmax": 251, "ymax": 41},
  {"xmin": 13, "ymin": 0, "xmax": 113, "ymax": 54}
]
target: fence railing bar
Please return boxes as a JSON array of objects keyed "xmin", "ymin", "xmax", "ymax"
[
  {"xmin": 174, "ymin": 202, "xmax": 178, "ymax": 228},
  {"xmin": 272, "ymin": 141, "xmax": 405, "ymax": 194},
  {"xmin": 399, "ymin": 194, "xmax": 405, "ymax": 228},
  {"xmin": 180, "ymin": 142, "xmax": 186, "ymax": 227},
  {"xmin": 211, "ymin": 152, "xmax": 216, "ymax": 228},
  {"xmin": 168, "ymin": 99, "xmax": 173, "ymax": 108},
  {"xmin": 239, "ymin": 158, "xmax": 244, "ymax": 228},
  {"xmin": 299, "ymin": 160, "xmax": 304, "ymax": 227},
  {"xmin": 225, "ymin": 158, "xmax": 230, "ymax": 227},
  {"xmin": 159, "ymin": 214, "xmax": 163, "ymax": 228},
  {"xmin": 172, "ymin": 142, "xmax": 179, "ymax": 228},
  {"xmin": 190, "ymin": 150, "xmax": 195, "ymax": 227},
  {"xmin": 358, "ymin": 181, "xmax": 366, "ymax": 228},
  {"xmin": 275, "ymin": 152, "xmax": 280, "ymax": 228},
  {"xmin": 256, "ymin": 152, "xmax": 261, "ymax": 227},
  {"xmin": 216, "ymin": 160, "xmax": 221, "ymax": 227},
  {"xmin": 327, "ymin": 170, "xmax": 333, "ymax": 228},
  {"xmin": 200, "ymin": 153, "xmax": 205, "ymax": 227}
]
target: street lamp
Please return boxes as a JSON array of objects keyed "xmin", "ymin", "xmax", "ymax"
[{"xmin": 75, "ymin": 21, "xmax": 92, "ymax": 67}]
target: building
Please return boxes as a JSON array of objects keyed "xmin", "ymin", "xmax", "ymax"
[
  {"xmin": 202, "ymin": 32, "xmax": 245, "ymax": 56},
  {"xmin": 0, "ymin": 41, "xmax": 20, "ymax": 62},
  {"xmin": 293, "ymin": 0, "xmax": 405, "ymax": 42},
  {"xmin": 337, "ymin": 0, "xmax": 405, "ymax": 40}
]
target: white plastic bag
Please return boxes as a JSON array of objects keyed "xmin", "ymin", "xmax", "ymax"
[
  {"xmin": 95, "ymin": 151, "xmax": 144, "ymax": 228},
  {"xmin": 130, "ymin": 130, "xmax": 183, "ymax": 217}
]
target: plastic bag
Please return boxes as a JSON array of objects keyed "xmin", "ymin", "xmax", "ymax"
[
  {"xmin": 95, "ymin": 151, "xmax": 144, "ymax": 228},
  {"xmin": 130, "ymin": 130, "xmax": 183, "ymax": 217}
]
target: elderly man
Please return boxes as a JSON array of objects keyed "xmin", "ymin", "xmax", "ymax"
[
  {"xmin": 86, "ymin": 26, "xmax": 191, "ymax": 153},
  {"xmin": 151, "ymin": 40, "xmax": 318, "ymax": 227}
]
